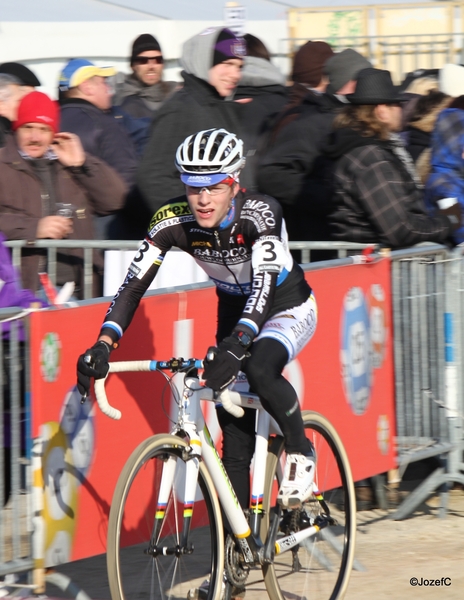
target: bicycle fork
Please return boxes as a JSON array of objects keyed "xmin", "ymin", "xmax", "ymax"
[{"xmin": 146, "ymin": 451, "xmax": 201, "ymax": 557}]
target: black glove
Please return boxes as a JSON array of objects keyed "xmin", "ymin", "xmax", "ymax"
[
  {"xmin": 203, "ymin": 336, "xmax": 249, "ymax": 392},
  {"xmin": 76, "ymin": 341, "xmax": 111, "ymax": 398},
  {"xmin": 439, "ymin": 202, "xmax": 462, "ymax": 232}
]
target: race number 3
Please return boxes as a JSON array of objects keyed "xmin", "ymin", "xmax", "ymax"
[
  {"xmin": 129, "ymin": 240, "xmax": 162, "ymax": 279},
  {"xmin": 252, "ymin": 237, "xmax": 287, "ymax": 272}
]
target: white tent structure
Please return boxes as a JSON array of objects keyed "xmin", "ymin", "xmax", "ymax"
[
  {"xmin": 0, "ymin": 0, "xmax": 299, "ymax": 97},
  {"xmin": 0, "ymin": 0, "xmax": 431, "ymax": 96}
]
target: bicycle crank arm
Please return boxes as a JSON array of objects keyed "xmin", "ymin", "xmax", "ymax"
[
  {"xmin": 275, "ymin": 514, "xmax": 334, "ymax": 556},
  {"xmin": 261, "ymin": 507, "xmax": 282, "ymax": 564},
  {"xmin": 145, "ymin": 544, "xmax": 194, "ymax": 557}
]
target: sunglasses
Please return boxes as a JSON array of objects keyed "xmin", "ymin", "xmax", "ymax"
[
  {"xmin": 133, "ymin": 56, "xmax": 164, "ymax": 65},
  {"xmin": 186, "ymin": 177, "xmax": 236, "ymax": 196}
]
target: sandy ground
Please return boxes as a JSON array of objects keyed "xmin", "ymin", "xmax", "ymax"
[
  {"xmin": 344, "ymin": 486, "xmax": 464, "ymax": 600},
  {"xmin": 3, "ymin": 478, "xmax": 464, "ymax": 600}
]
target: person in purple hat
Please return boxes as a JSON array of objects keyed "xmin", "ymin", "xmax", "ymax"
[{"xmin": 137, "ymin": 27, "xmax": 247, "ymax": 217}]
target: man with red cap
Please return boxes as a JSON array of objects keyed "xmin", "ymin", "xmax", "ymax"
[{"xmin": 0, "ymin": 91, "xmax": 126, "ymax": 298}]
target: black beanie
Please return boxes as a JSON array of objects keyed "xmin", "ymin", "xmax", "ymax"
[
  {"xmin": 0, "ymin": 62, "xmax": 41, "ymax": 87},
  {"xmin": 131, "ymin": 34, "xmax": 162, "ymax": 64},
  {"xmin": 212, "ymin": 28, "xmax": 246, "ymax": 67}
]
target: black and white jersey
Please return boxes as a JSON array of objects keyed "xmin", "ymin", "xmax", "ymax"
[{"xmin": 101, "ymin": 190, "xmax": 312, "ymax": 342}]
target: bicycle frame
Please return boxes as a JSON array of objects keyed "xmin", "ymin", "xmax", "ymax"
[{"xmin": 95, "ymin": 359, "xmax": 336, "ymax": 567}]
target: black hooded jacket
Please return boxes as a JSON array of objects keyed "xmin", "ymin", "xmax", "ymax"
[
  {"xmin": 136, "ymin": 72, "xmax": 242, "ymax": 215},
  {"xmin": 256, "ymin": 90, "xmax": 344, "ymax": 245}
]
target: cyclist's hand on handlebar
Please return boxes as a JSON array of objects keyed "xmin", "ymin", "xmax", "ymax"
[
  {"xmin": 203, "ymin": 336, "xmax": 248, "ymax": 392},
  {"xmin": 76, "ymin": 341, "xmax": 111, "ymax": 398}
]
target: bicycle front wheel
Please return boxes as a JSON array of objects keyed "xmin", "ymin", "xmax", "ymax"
[
  {"xmin": 107, "ymin": 434, "xmax": 224, "ymax": 600},
  {"xmin": 262, "ymin": 411, "xmax": 356, "ymax": 600}
]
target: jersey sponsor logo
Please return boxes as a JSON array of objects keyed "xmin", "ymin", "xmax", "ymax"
[
  {"xmin": 290, "ymin": 310, "xmax": 317, "ymax": 340},
  {"xmin": 210, "ymin": 277, "xmax": 252, "ymax": 296},
  {"xmin": 189, "ymin": 227, "xmax": 213, "ymax": 235},
  {"xmin": 243, "ymin": 272, "xmax": 272, "ymax": 315},
  {"xmin": 149, "ymin": 203, "xmax": 192, "ymax": 228},
  {"xmin": 149, "ymin": 214, "xmax": 194, "ymax": 237},
  {"xmin": 191, "ymin": 240, "xmax": 212, "ymax": 247},
  {"xmin": 237, "ymin": 234, "xmax": 245, "ymax": 245},
  {"xmin": 128, "ymin": 263, "xmax": 141, "ymax": 276},
  {"xmin": 263, "ymin": 321, "xmax": 285, "ymax": 330},
  {"xmin": 193, "ymin": 246, "xmax": 250, "ymax": 263},
  {"xmin": 243, "ymin": 199, "xmax": 276, "ymax": 227}
]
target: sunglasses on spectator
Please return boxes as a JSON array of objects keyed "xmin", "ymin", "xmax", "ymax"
[{"xmin": 133, "ymin": 56, "xmax": 164, "ymax": 65}]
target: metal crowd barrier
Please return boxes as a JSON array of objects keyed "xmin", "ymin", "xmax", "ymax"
[
  {"xmin": 4, "ymin": 239, "xmax": 372, "ymax": 300},
  {"xmin": 0, "ymin": 308, "xmax": 34, "ymax": 582},
  {"xmin": 3, "ymin": 241, "xmax": 464, "ymax": 588},
  {"xmin": 390, "ymin": 244, "xmax": 464, "ymax": 519}
]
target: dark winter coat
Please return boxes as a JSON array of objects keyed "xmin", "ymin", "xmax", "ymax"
[
  {"xmin": 325, "ymin": 127, "xmax": 452, "ymax": 248},
  {"xmin": 59, "ymin": 98, "xmax": 137, "ymax": 188},
  {"xmin": 137, "ymin": 72, "xmax": 242, "ymax": 215},
  {"xmin": 234, "ymin": 56, "xmax": 288, "ymax": 191},
  {"xmin": 0, "ymin": 136, "xmax": 126, "ymax": 296},
  {"xmin": 256, "ymin": 90, "xmax": 344, "ymax": 244}
]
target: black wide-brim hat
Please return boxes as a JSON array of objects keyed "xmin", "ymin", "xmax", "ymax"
[{"xmin": 346, "ymin": 67, "xmax": 405, "ymax": 105}]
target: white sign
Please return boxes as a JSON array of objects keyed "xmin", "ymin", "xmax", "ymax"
[{"xmin": 225, "ymin": 3, "xmax": 247, "ymax": 36}]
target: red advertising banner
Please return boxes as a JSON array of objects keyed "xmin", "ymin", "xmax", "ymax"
[{"xmin": 29, "ymin": 258, "xmax": 396, "ymax": 565}]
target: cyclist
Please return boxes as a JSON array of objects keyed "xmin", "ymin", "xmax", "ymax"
[{"xmin": 77, "ymin": 128, "xmax": 317, "ymax": 510}]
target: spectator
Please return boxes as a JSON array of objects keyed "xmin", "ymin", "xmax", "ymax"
[
  {"xmin": 115, "ymin": 34, "xmax": 178, "ymax": 119},
  {"xmin": 438, "ymin": 63, "xmax": 464, "ymax": 98},
  {"xmin": 137, "ymin": 27, "xmax": 246, "ymax": 215},
  {"xmin": 0, "ymin": 63, "xmax": 41, "ymax": 148},
  {"xmin": 256, "ymin": 45, "xmax": 370, "ymax": 258},
  {"xmin": 1, "ymin": 231, "xmax": 47, "ymax": 505},
  {"xmin": 234, "ymin": 33, "xmax": 288, "ymax": 191},
  {"xmin": 397, "ymin": 68, "xmax": 440, "ymax": 130},
  {"xmin": 274, "ymin": 41, "xmax": 334, "ymax": 119},
  {"xmin": 113, "ymin": 34, "xmax": 179, "ymax": 161},
  {"xmin": 404, "ymin": 90, "xmax": 451, "ymax": 184},
  {"xmin": 58, "ymin": 58, "xmax": 138, "ymax": 238},
  {"xmin": 0, "ymin": 91, "xmax": 126, "ymax": 298},
  {"xmin": 425, "ymin": 106, "xmax": 464, "ymax": 244},
  {"xmin": 325, "ymin": 68, "xmax": 459, "ymax": 248}
]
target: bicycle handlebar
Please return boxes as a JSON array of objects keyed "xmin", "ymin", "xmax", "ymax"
[
  {"xmin": 218, "ymin": 388, "xmax": 245, "ymax": 418},
  {"xmin": 93, "ymin": 358, "xmax": 245, "ymax": 420}
]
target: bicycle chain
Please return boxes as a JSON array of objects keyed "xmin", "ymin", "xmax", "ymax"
[{"xmin": 224, "ymin": 534, "xmax": 250, "ymax": 588}]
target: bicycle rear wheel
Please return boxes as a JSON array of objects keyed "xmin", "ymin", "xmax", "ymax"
[
  {"xmin": 262, "ymin": 411, "xmax": 356, "ymax": 600},
  {"xmin": 107, "ymin": 434, "xmax": 224, "ymax": 600}
]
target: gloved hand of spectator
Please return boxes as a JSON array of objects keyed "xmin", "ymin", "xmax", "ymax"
[
  {"xmin": 438, "ymin": 200, "xmax": 462, "ymax": 232},
  {"xmin": 77, "ymin": 340, "xmax": 112, "ymax": 398},
  {"xmin": 203, "ymin": 337, "xmax": 249, "ymax": 392}
]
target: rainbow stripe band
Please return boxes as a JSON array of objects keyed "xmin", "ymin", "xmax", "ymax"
[
  {"xmin": 155, "ymin": 503, "xmax": 167, "ymax": 519},
  {"xmin": 184, "ymin": 503, "xmax": 194, "ymax": 518},
  {"xmin": 250, "ymin": 494, "xmax": 263, "ymax": 512}
]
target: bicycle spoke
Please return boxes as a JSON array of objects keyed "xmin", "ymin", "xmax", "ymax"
[
  {"xmin": 262, "ymin": 412, "xmax": 356, "ymax": 600},
  {"xmin": 107, "ymin": 435, "xmax": 224, "ymax": 600}
]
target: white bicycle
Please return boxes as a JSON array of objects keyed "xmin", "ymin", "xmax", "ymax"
[{"xmin": 94, "ymin": 357, "xmax": 356, "ymax": 600}]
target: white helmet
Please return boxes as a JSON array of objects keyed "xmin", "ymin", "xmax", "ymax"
[{"xmin": 176, "ymin": 128, "xmax": 246, "ymax": 185}]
